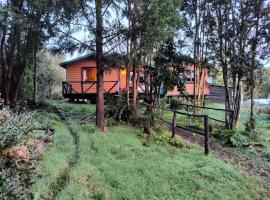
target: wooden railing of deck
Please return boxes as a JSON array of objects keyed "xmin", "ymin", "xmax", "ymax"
[{"xmin": 62, "ymin": 80, "xmax": 119, "ymax": 97}]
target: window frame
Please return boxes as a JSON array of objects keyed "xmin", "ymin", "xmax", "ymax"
[
  {"xmin": 81, "ymin": 67, "xmax": 97, "ymax": 82},
  {"xmin": 185, "ymin": 69, "xmax": 195, "ymax": 82}
]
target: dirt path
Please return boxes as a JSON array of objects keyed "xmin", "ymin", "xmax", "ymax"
[
  {"xmin": 174, "ymin": 127, "xmax": 270, "ymax": 199},
  {"xmin": 48, "ymin": 110, "xmax": 80, "ymax": 200}
]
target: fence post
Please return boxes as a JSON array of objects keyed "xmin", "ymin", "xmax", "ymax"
[
  {"xmin": 204, "ymin": 115, "xmax": 209, "ymax": 155},
  {"xmin": 230, "ymin": 110, "xmax": 234, "ymax": 130},
  {"xmin": 172, "ymin": 111, "xmax": 176, "ymax": 138},
  {"xmin": 188, "ymin": 106, "xmax": 191, "ymax": 126}
]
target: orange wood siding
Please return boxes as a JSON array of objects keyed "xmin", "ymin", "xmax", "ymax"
[
  {"xmin": 119, "ymin": 68, "xmax": 127, "ymax": 91},
  {"xmin": 66, "ymin": 59, "xmax": 122, "ymax": 94},
  {"xmin": 166, "ymin": 63, "xmax": 209, "ymax": 96},
  {"xmin": 65, "ymin": 59, "xmax": 209, "ymax": 96}
]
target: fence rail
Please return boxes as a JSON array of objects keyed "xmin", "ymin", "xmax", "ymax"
[
  {"xmin": 115, "ymin": 95, "xmax": 210, "ymax": 155},
  {"xmin": 173, "ymin": 102, "xmax": 234, "ymax": 129}
]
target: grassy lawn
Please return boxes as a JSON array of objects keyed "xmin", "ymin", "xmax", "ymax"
[
  {"xmin": 31, "ymin": 100, "xmax": 264, "ymax": 200},
  {"xmin": 163, "ymin": 101, "xmax": 270, "ymax": 147},
  {"xmin": 203, "ymin": 103, "xmax": 270, "ymax": 157},
  {"xmin": 31, "ymin": 119, "xmax": 74, "ymax": 197}
]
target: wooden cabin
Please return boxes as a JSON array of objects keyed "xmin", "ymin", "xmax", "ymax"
[
  {"xmin": 59, "ymin": 54, "xmax": 210, "ymax": 101},
  {"xmin": 60, "ymin": 54, "xmax": 126, "ymax": 101},
  {"xmin": 166, "ymin": 62, "xmax": 210, "ymax": 96}
]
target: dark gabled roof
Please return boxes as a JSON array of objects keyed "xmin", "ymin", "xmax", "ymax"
[{"xmin": 59, "ymin": 54, "xmax": 95, "ymax": 68}]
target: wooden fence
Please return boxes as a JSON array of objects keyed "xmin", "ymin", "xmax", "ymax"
[
  {"xmin": 172, "ymin": 103, "xmax": 234, "ymax": 130},
  {"xmin": 115, "ymin": 96, "xmax": 211, "ymax": 155}
]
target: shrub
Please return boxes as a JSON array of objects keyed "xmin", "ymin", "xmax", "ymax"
[
  {"xmin": 218, "ymin": 130, "xmax": 248, "ymax": 147},
  {"xmin": 50, "ymin": 92, "xmax": 63, "ymax": 100},
  {"xmin": 169, "ymin": 97, "xmax": 182, "ymax": 109},
  {"xmin": 0, "ymin": 102, "xmax": 43, "ymax": 199},
  {"xmin": 169, "ymin": 97, "xmax": 190, "ymax": 109},
  {"xmin": 0, "ymin": 108, "xmax": 41, "ymax": 150},
  {"xmin": 106, "ymin": 118, "xmax": 118, "ymax": 127},
  {"xmin": 154, "ymin": 129, "xmax": 193, "ymax": 148},
  {"xmin": 259, "ymin": 107, "xmax": 270, "ymax": 115},
  {"xmin": 105, "ymin": 97, "xmax": 132, "ymax": 122},
  {"xmin": 244, "ymin": 116, "xmax": 263, "ymax": 142}
]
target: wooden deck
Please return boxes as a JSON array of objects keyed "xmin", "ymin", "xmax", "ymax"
[{"xmin": 62, "ymin": 81, "xmax": 119, "ymax": 100}]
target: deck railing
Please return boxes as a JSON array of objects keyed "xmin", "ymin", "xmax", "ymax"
[{"xmin": 62, "ymin": 80, "xmax": 119, "ymax": 97}]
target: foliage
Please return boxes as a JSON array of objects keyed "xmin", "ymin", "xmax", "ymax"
[
  {"xmin": 153, "ymin": 39, "xmax": 186, "ymax": 98},
  {"xmin": 105, "ymin": 96, "xmax": 167, "ymax": 131},
  {"xmin": 213, "ymin": 126, "xmax": 262, "ymax": 148},
  {"xmin": 19, "ymin": 67, "xmax": 34, "ymax": 101},
  {"xmin": 215, "ymin": 129, "xmax": 248, "ymax": 147},
  {"xmin": 50, "ymin": 92, "xmax": 64, "ymax": 100},
  {"xmin": 0, "ymin": 102, "xmax": 45, "ymax": 199},
  {"xmin": 0, "ymin": 0, "xmax": 79, "ymax": 105},
  {"xmin": 36, "ymin": 52, "xmax": 65, "ymax": 100},
  {"xmin": 154, "ymin": 128, "xmax": 193, "ymax": 149},
  {"xmin": 105, "ymin": 97, "xmax": 132, "ymax": 122},
  {"xmin": 256, "ymin": 68, "xmax": 270, "ymax": 98},
  {"xmin": 0, "ymin": 108, "xmax": 41, "ymax": 150},
  {"xmin": 0, "ymin": 155, "xmax": 34, "ymax": 199},
  {"xmin": 169, "ymin": 97, "xmax": 189, "ymax": 109}
]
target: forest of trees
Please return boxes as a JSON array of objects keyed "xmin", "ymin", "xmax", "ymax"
[{"xmin": 0, "ymin": 0, "xmax": 269, "ymax": 131}]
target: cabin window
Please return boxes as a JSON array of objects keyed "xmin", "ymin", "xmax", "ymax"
[
  {"xmin": 83, "ymin": 68, "xmax": 97, "ymax": 81},
  {"xmin": 185, "ymin": 70, "xmax": 195, "ymax": 82}
]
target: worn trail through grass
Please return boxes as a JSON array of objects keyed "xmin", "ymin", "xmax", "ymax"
[
  {"xmin": 49, "ymin": 108, "xmax": 81, "ymax": 199},
  {"xmin": 50, "ymin": 125, "xmax": 80, "ymax": 199},
  {"xmin": 32, "ymin": 101, "xmax": 265, "ymax": 200}
]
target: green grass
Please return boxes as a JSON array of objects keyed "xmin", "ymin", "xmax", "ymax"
[
  {"xmin": 31, "ymin": 116, "xmax": 74, "ymax": 199},
  {"xmin": 31, "ymin": 100, "xmax": 263, "ymax": 200},
  {"xmin": 204, "ymin": 103, "xmax": 270, "ymax": 156},
  {"xmin": 164, "ymin": 100, "xmax": 270, "ymax": 158}
]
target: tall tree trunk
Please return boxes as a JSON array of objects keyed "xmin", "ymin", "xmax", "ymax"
[
  {"xmin": 9, "ymin": 63, "xmax": 26, "ymax": 105},
  {"xmin": 2, "ymin": 68, "xmax": 10, "ymax": 105},
  {"xmin": 193, "ymin": 0, "xmax": 199, "ymax": 109},
  {"xmin": 33, "ymin": 48, "xmax": 37, "ymax": 102},
  {"xmin": 249, "ymin": 86, "xmax": 255, "ymax": 130},
  {"xmin": 126, "ymin": 62, "xmax": 130, "ymax": 107},
  {"xmin": 132, "ymin": 63, "xmax": 138, "ymax": 112},
  {"xmin": 95, "ymin": 0, "xmax": 105, "ymax": 132},
  {"xmin": 248, "ymin": 1, "xmax": 261, "ymax": 131},
  {"xmin": 126, "ymin": 0, "xmax": 131, "ymax": 108}
]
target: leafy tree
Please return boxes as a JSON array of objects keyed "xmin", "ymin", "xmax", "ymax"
[
  {"xmin": 196, "ymin": 0, "xmax": 270, "ymax": 129},
  {"xmin": 0, "ymin": 0, "xmax": 79, "ymax": 105},
  {"xmin": 256, "ymin": 68, "xmax": 270, "ymax": 98},
  {"xmin": 77, "ymin": 0, "xmax": 122, "ymax": 131},
  {"xmin": 153, "ymin": 39, "xmax": 186, "ymax": 104},
  {"xmin": 180, "ymin": 0, "xmax": 215, "ymax": 112},
  {"xmin": 125, "ymin": 0, "xmax": 182, "ymax": 111},
  {"xmin": 36, "ymin": 52, "xmax": 64, "ymax": 100}
]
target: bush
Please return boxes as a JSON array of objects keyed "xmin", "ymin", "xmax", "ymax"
[
  {"xmin": 105, "ymin": 97, "xmax": 132, "ymax": 122},
  {"xmin": 217, "ymin": 129, "xmax": 248, "ymax": 147},
  {"xmin": 50, "ymin": 92, "xmax": 63, "ymax": 100},
  {"xmin": 154, "ymin": 129, "xmax": 193, "ymax": 148},
  {"xmin": 169, "ymin": 97, "xmax": 190, "ymax": 109},
  {"xmin": 259, "ymin": 107, "xmax": 270, "ymax": 114},
  {"xmin": 0, "ymin": 108, "xmax": 41, "ymax": 150},
  {"xmin": 0, "ymin": 102, "xmax": 43, "ymax": 199}
]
